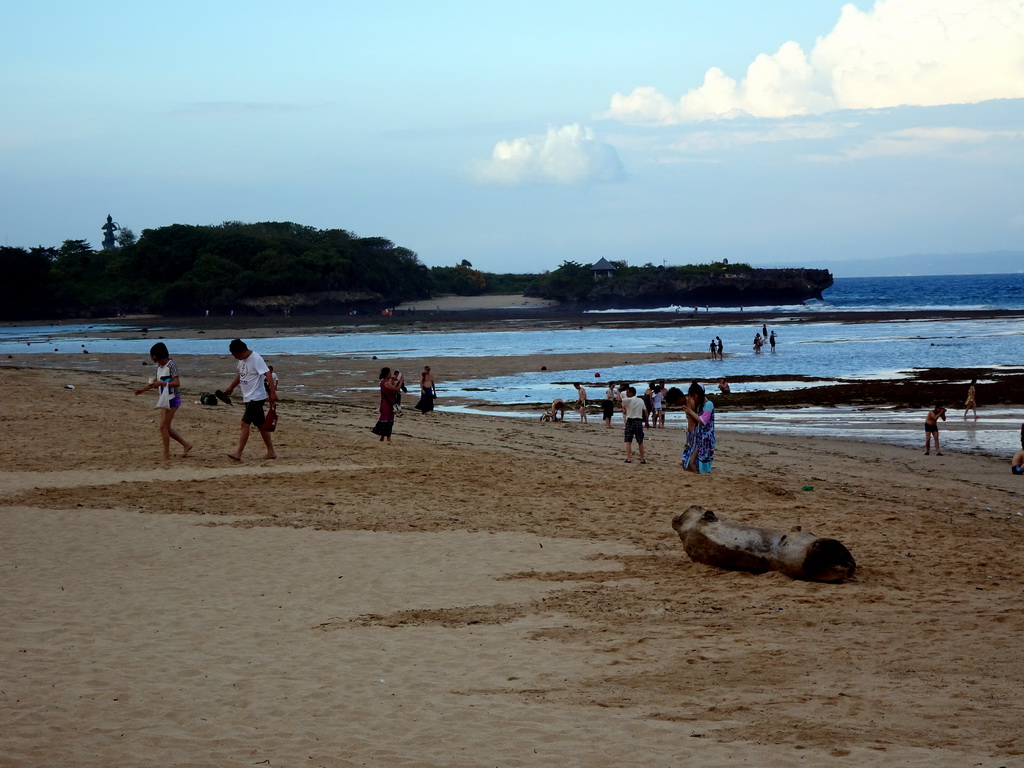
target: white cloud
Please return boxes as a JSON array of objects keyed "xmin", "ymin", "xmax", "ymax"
[
  {"xmin": 471, "ymin": 124, "xmax": 625, "ymax": 185},
  {"xmin": 607, "ymin": 0, "xmax": 1024, "ymax": 124}
]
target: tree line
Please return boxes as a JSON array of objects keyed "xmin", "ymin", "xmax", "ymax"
[
  {"xmin": 0, "ymin": 221, "xmax": 536, "ymax": 320},
  {"xmin": 0, "ymin": 219, "xmax": 754, "ymax": 320}
]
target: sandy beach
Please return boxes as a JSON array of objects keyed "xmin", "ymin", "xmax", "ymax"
[
  {"xmin": 395, "ymin": 294, "xmax": 560, "ymax": 312},
  {"xmin": 3, "ymin": 316, "xmax": 1024, "ymax": 766}
]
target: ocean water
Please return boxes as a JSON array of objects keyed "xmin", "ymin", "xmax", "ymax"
[
  {"xmin": 815, "ymin": 273, "xmax": 1024, "ymax": 312},
  {"xmin": 586, "ymin": 273, "xmax": 1024, "ymax": 315},
  {"xmin": 3, "ymin": 274, "xmax": 1023, "ymax": 455}
]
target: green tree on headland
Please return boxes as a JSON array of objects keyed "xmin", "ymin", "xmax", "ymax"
[
  {"xmin": 0, "ymin": 221, "xmax": 433, "ymax": 319},
  {"xmin": 0, "ymin": 220, "xmax": 827, "ymax": 319},
  {"xmin": 522, "ymin": 259, "xmax": 760, "ymax": 306}
]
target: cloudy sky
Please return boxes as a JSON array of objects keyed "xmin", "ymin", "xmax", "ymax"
[{"xmin": 3, "ymin": 0, "xmax": 1023, "ymax": 276}]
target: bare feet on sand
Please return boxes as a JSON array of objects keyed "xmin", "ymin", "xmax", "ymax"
[
  {"xmin": 182, "ymin": 443, "xmax": 192, "ymax": 458},
  {"xmin": 227, "ymin": 453, "xmax": 241, "ymax": 462}
]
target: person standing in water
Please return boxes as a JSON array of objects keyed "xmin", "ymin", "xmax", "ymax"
[{"xmin": 963, "ymin": 378, "xmax": 978, "ymax": 420}]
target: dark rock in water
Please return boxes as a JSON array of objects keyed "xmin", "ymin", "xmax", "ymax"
[{"xmin": 582, "ymin": 268, "xmax": 834, "ymax": 309}]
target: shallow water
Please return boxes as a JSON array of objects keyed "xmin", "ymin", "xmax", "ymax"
[{"xmin": 5, "ymin": 315, "xmax": 1021, "ymax": 377}]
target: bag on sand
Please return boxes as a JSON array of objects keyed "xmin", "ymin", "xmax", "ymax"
[
  {"xmin": 264, "ymin": 404, "xmax": 279, "ymax": 433},
  {"xmin": 200, "ymin": 393, "xmax": 219, "ymax": 406}
]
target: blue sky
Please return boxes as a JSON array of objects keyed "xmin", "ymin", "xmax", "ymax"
[{"xmin": 3, "ymin": 0, "xmax": 1022, "ymax": 276}]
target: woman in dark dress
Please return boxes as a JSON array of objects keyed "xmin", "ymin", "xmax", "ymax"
[
  {"xmin": 415, "ymin": 365, "xmax": 436, "ymax": 414},
  {"xmin": 372, "ymin": 366, "xmax": 401, "ymax": 443}
]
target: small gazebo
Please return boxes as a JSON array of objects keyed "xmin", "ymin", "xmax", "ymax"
[{"xmin": 590, "ymin": 257, "xmax": 617, "ymax": 280}]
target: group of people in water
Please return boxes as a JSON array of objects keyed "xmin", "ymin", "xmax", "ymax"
[
  {"xmin": 706, "ymin": 325, "xmax": 778, "ymax": 359},
  {"xmin": 752, "ymin": 324, "xmax": 777, "ymax": 354}
]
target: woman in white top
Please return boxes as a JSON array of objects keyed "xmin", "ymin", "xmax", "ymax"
[{"xmin": 133, "ymin": 342, "xmax": 192, "ymax": 460}]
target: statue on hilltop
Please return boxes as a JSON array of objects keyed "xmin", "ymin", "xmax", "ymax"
[{"xmin": 101, "ymin": 214, "xmax": 120, "ymax": 250}]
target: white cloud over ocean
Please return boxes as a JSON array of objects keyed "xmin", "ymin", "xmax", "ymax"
[
  {"xmin": 471, "ymin": 124, "xmax": 625, "ymax": 185},
  {"xmin": 606, "ymin": 0, "xmax": 1024, "ymax": 124}
]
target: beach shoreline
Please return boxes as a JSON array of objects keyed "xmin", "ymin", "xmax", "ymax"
[{"xmin": 6, "ymin": 294, "xmax": 1024, "ymax": 340}]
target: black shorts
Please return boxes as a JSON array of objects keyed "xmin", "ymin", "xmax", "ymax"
[
  {"xmin": 924, "ymin": 423, "xmax": 938, "ymax": 433},
  {"xmin": 624, "ymin": 418, "xmax": 644, "ymax": 443},
  {"xmin": 242, "ymin": 399, "xmax": 267, "ymax": 427}
]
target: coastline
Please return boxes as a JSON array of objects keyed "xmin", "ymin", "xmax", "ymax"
[
  {"xmin": 7, "ymin": 293, "xmax": 1024, "ymax": 338},
  {"xmin": 3, "ymin": 360, "xmax": 1024, "ymax": 765}
]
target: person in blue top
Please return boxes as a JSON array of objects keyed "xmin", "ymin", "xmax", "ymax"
[{"xmin": 681, "ymin": 381, "xmax": 715, "ymax": 473}]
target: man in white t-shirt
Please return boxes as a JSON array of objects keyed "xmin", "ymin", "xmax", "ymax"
[
  {"xmin": 620, "ymin": 386, "xmax": 647, "ymax": 464},
  {"xmin": 224, "ymin": 338, "xmax": 278, "ymax": 461}
]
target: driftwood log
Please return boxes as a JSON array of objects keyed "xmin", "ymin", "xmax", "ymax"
[{"xmin": 671, "ymin": 505, "xmax": 856, "ymax": 583}]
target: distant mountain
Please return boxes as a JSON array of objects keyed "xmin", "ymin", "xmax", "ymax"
[{"xmin": 794, "ymin": 250, "xmax": 1024, "ymax": 278}]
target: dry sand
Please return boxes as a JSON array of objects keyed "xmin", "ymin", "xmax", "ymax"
[
  {"xmin": 2, "ymin": 345, "xmax": 1024, "ymax": 767},
  {"xmin": 395, "ymin": 294, "xmax": 559, "ymax": 312}
]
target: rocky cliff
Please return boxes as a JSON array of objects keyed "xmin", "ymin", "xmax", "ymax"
[{"xmin": 580, "ymin": 267, "xmax": 834, "ymax": 309}]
